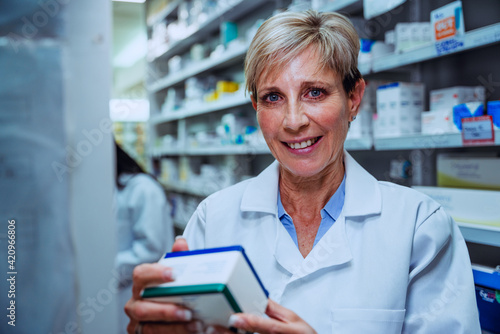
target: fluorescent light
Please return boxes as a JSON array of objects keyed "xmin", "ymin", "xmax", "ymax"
[
  {"xmin": 113, "ymin": 0, "xmax": 145, "ymax": 3},
  {"xmin": 110, "ymin": 99, "xmax": 150, "ymax": 122}
]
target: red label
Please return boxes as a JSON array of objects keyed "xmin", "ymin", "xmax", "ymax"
[{"xmin": 462, "ymin": 115, "xmax": 495, "ymax": 146}]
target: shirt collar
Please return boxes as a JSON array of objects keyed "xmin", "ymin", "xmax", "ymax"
[
  {"xmin": 241, "ymin": 151, "xmax": 381, "ymax": 217},
  {"xmin": 277, "ymin": 174, "xmax": 346, "ymax": 221}
]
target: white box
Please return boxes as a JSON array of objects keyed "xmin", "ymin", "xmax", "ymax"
[
  {"xmin": 437, "ymin": 154, "xmax": 500, "ymax": 190},
  {"xmin": 421, "ymin": 108, "xmax": 459, "ymax": 134},
  {"xmin": 375, "ymin": 82, "xmax": 424, "ymax": 137},
  {"xmin": 142, "ymin": 246, "xmax": 268, "ymax": 327},
  {"xmin": 413, "ymin": 186, "xmax": 500, "ymax": 228},
  {"xmin": 395, "ymin": 22, "xmax": 432, "ymax": 53},
  {"xmin": 430, "ymin": 86, "xmax": 485, "ymax": 111}
]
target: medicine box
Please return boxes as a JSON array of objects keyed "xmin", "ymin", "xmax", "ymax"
[
  {"xmin": 437, "ymin": 154, "xmax": 500, "ymax": 190},
  {"xmin": 487, "ymin": 101, "xmax": 500, "ymax": 130},
  {"xmin": 430, "ymin": 86, "xmax": 485, "ymax": 111},
  {"xmin": 375, "ymin": 82, "xmax": 424, "ymax": 137},
  {"xmin": 413, "ymin": 186, "xmax": 500, "ymax": 228},
  {"xmin": 142, "ymin": 246, "xmax": 268, "ymax": 327},
  {"xmin": 453, "ymin": 102, "xmax": 484, "ymax": 131},
  {"xmin": 394, "ymin": 22, "xmax": 432, "ymax": 53},
  {"xmin": 472, "ymin": 264, "xmax": 500, "ymax": 333},
  {"xmin": 421, "ymin": 108, "xmax": 458, "ymax": 134}
]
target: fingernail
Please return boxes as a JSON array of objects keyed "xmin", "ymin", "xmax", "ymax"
[
  {"xmin": 205, "ymin": 326, "xmax": 218, "ymax": 334},
  {"xmin": 162, "ymin": 269, "xmax": 175, "ymax": 281},
  {"xmin": 176, "ymin": 309, "xmax": 193, "ymax": 321},
  {"xmin": 175, "ymin": 235, "xmax": 184, "ymax": 240},
  {"xmin": 228, "ymin": 314, "xmax": 243, "ymax": 327},
  {"xmin": 186, "ymin": 320, "xmax": 203, "ymax": 332}
]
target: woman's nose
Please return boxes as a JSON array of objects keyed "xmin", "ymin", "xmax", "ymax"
[{"xmin": 283, "ymin": 102, "xmax": 309, "ymax": 132}]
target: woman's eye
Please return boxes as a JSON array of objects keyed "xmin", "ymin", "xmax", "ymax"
[
  {"xmin": 308, "ymin": 89, "xmax": 323, "ymax": 98},
  {"xmin": 266, "ymin": 94, "xmax": 280, "ymax": 102}
]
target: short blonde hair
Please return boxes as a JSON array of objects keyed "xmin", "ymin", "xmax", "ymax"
[{"xmin": 245, "ymin": 10, "xmax": 362, "ymax": 99}]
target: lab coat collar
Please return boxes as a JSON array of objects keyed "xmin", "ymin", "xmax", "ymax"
[
  {"xmin": 343, "ymin": 151, "xmax": 382, "ymax": 217},
  {"xmin": 240, "ymin": 160, "xmax": 280, "ymax": 214},
  {"xmin": 241, "ymin": 151, "xmax": 381, "ymax": 217}
]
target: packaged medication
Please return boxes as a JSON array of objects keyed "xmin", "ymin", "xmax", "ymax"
[
  {"xmin": 437, "ymin": 154, "xmax": 500, "ymax": 190},
  {"xmin": 431, "ymin": 1, "xmax": 465, "ymax": 55},
  {"xmin": 375, "ymin": 82, "xmax": 424, "ymax": 137},
  {"xmin": 430, "ymin": 86, "xmax": 485, "ymax": 111},
  {"xmin": 394, "ymin": 22, "xmax": 432, "ymax": 53},
  {"xmin": 453, "ymin": 102, "xmax": 484, "ymax": 131},
  {"xmin": 487, "ymin": 101, "xmax": 500, "ymax": 130},
  {"xmin": 421, "ymin": 109, "xmax": 458, "ymax": 134},
  {"xmin": 142, "ymin": 246, "xmax": 268, "ymax": 327},
  {"xmin": 413, "ymin": 186, "xmax": 500, "ymax": 228}
]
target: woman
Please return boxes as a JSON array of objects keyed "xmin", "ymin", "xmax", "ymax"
[
  {"xmin": 114, "ymin": 141, "xmax": 174, "ymax": 333},
  {"xmin": 125, "ymin": 11, "xmax": 480, "ymax": 334}
]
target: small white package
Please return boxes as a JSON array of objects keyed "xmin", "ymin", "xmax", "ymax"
[
  {"xmin": 375, "ymin": 82, "xmax": 424, "ymax": 137},
  {"xmin": 430, "ymin": 86, "xmax": 485, "ymax": 111},
  {"xmin": 142, "ymin": 246, "xmax": 269, "ymax": 327}
]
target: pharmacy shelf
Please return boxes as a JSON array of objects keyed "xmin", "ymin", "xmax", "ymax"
[
  {"xmin": 151, "ymin": 144, "xmax": 271, "ymax": 157},
  {"xmin": 148, "ymin": 0, "xmax": 268, "ymax": 62},
  {"xmin": 149, "ymin": 42, "xmax": 249, "ymax": 93},
  {"xmin": 370, "ymin": 23, "xmax": 500, "ymax": 74},
  {"xmin": 457, "ymin": 222, "xmax": 500, "ymax": 248},
  {"xmin": 151, "ymin": 95, "xmax": 252, "ymax": 124},
  {"xmin": 344, "ymin": 136, "xmax": 373, "ymax": 150},
  {"xmin": 319, "ymin": 0, "xmax": 363, "ymax": 13},
  {"xmin": 146, "ymin": 0, "xmax": 181, "ymax": 27},
  {"xmin": 161, "ymin": 181, "xmax": 212, "ymax": 198},
  {"xmin": 373, "ymin": 131, "xmax": 500, "ymax": 151}
]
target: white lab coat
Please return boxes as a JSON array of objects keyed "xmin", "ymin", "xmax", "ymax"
[
  {"xmin": 115, "ymin": 173, "xmax": 174, "ymax": 333},
  {"xmin": 183, "ymin": 151, "xmax": 481, "ymax": 333}
]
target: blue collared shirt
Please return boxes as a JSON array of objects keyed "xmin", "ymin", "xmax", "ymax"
[{"xmin": 277, "ymin": 175, "xmax": 346, "ymax": 248}]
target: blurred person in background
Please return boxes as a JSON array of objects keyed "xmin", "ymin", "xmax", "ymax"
[{"xmin": 114, "ymin": 141, "xmax": 174, "ymax": 334}]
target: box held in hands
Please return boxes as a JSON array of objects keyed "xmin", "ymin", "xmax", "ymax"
[{"xmin": 142, "ymin": 246, "xmax": 269, "ymax": 327}]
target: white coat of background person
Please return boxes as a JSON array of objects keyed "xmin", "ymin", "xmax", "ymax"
[
  {"xmin": 124, "ymin": 10, "xmax": 481, "ymax": 334},
  {"xmin": 114, "ymin": 142, "xmax": 174, "ymax": 334}
]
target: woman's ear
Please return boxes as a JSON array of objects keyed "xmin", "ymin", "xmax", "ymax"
[
  {"xmin": 348, "ymin": 79, "xmax": 366, "ymax": 121},
  {"xmin": 251, "ymin": 95, "xmax": 258, "ymax": 110}
]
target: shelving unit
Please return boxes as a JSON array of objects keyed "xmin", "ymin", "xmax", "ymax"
[{"xmin": 146, "ymin": 1, "xmax": 500, "ymax": 273}]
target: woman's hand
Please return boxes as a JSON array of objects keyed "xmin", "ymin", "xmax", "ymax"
[
  {"xmin": 124, "ymin": 238, "xmax": 205, "ymax": 333},
  {"xmin": 210, "ymin": 299, "xmax": 317, "ymax": 334}
]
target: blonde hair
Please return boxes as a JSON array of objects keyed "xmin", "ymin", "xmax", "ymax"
[{"xmin": 245, "ymin": 10, "xmax": 362, "ymax": 99}]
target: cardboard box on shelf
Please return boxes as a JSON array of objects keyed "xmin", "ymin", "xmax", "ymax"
[{"xmin": 375, "ymin": 82, "xmax": 424, "ymax": 137}]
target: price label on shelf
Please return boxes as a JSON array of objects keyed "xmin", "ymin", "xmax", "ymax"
[{"xmin": 461, "ymin": 115, "xmax": 495, "ymax": 146}]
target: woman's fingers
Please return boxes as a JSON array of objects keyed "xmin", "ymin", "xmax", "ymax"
[
  {"xmin": 265, "ymin": 299, "xmax": 300, "ymax": 322},
  {"xmin": 127, "ymin": 320, "xmax": 205, "ymax": 334},
  {"xmin": 125, "ymin": 299, "xmax": 192, "ymax": 322},
  {"xmin": 131, "ymin": 263, "xmax": 174, "ymax": 298},
  {"xmin": 172, "ymin": 237, "xmax": 190, "ymax": 252}
]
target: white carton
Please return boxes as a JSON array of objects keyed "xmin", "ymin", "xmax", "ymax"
[
  {"xmin": 375, "ymin": 82, "xmax": 424, "ymax": 137},
  {"xmin": 437, "ymin": 154, "xmax": 500, "ymax": 190},
  {"xmin": 413, "ymin": 186, "xmax": 500, "ymax": 228},
  {"xmin": 142, "ymin": 246, "xmax": 268, "ymax": 327},
  {"xmin": 421, "ymin": 109, "xmax": 459, "ymax": 134},
  {"xmin": 394, "ymin": 22, "xmax": 432, "ymax": 53},
  {"xmin": 430, "ymin": 86, "xmax": 485, "ymax": 111}
]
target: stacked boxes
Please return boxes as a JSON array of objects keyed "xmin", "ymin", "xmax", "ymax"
[
  {"xmin": 421, "ymin": 86, "xmax": 485, "ymax": 134},
  {"xmin": 375, "ymin": 82, "xmax": 424, "ymax": 137}
]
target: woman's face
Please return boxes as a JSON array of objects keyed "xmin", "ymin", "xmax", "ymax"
[{"xmin": 253, "ymin": 47, "xmax": 364, "ymax": 179}]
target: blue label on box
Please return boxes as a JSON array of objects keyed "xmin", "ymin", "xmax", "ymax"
[
  {"xmin": 487, "ymin": 101, "xmax": 500, "ymax": 128},
  {"xmin": 453, "ymin": 103, "xmax": 484, "ymax": 130}
]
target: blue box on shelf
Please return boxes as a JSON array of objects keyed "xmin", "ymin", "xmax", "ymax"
[{"xmin": 472, "ymin": 265, "xmax": 500, "ymax": 333}]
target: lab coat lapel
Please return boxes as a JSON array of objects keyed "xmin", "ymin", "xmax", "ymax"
[{"xmin": 290, "ymin": 214, "xmax": 352, "ymax": 281}]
